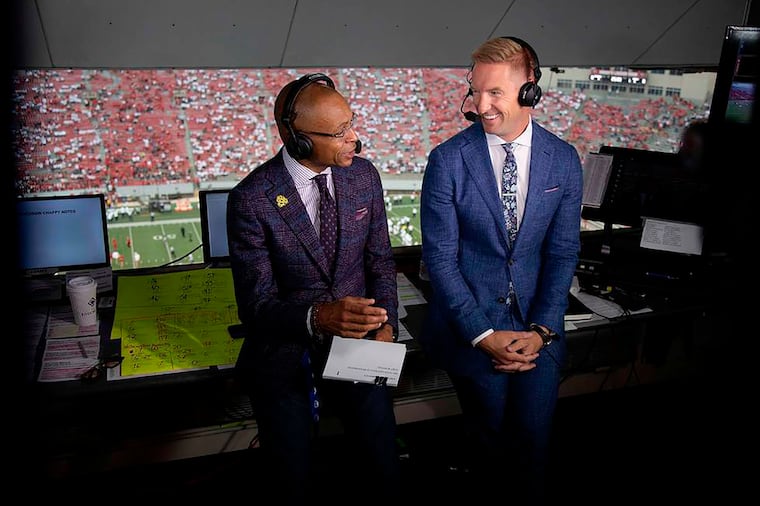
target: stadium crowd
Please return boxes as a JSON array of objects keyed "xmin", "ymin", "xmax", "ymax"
[{"xmin": 12, "ymin": 68, "xmax": 706, "ymax": 196}]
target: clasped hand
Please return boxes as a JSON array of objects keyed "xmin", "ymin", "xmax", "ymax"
[
  {"xmin": 316, "ymin": 296, "xmax": 390, "ymax": 339},
  {"xmin": 479, "ymin": 330, "xmax": 541, "ymax": 373}
]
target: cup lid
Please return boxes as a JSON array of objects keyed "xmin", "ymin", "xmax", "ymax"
[{"xmin": 67, "ymin": 276, "xmax": 96, "ymax": 289}]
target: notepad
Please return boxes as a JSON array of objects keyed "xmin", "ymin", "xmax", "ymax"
[
  {"xmin": 322, "ymin": 337, "xmax": 407, "ymax": 387},
  {"xmin": 565, "ymin": 292, "xmax": 594, "ymax": 321}
]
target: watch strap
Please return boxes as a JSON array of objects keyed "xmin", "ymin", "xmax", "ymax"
[{"xmin": 529, "ymin": 323, "xmax": 553, "ymax": 348}]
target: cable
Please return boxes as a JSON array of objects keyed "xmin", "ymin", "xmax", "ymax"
[
  {"xmin": 623, "ymin": 360, "xmax": 641, "ymax": 387},
  {"xmin": 158, "ymin": 243, "xmax": 203, "ymax": 268},
  {"xmin": 597, "ymin": 367, "xmax": 615, "ymax": 392},
  {"xmin": 120, "ymin": 243, "xmax": 205, "ymax": 275},
  {"xmin": 156, "ymin": 243, "xmax": 203, "ymax": 268}
]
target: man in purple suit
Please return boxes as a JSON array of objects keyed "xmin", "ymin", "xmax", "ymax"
[
  {"xmin": 227, "ymin": 73, "xmax": 400, "ymax": 501},
  {"xmin": 421, "ymin": 37, "xmax": 583, "ymax": 502}
]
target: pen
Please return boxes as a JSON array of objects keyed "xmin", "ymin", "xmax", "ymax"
[{"xmin": 77, "ymin": 341, "xmax": 88, "ymax": 358}]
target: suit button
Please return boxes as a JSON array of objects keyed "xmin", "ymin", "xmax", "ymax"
[
  {"xmin": 508, "ymin": 259, "xmax": 515, "ymax": 266},
  {"xmin": 497, "ymin": 296, "xmax": 507, "ymax": 304}
]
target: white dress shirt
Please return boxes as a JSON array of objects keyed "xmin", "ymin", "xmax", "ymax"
[
  {"xmin": 282, "ymin": 148, "xmax": 335, "ymax": 335},
  {"xmin": 471, "ymin": 121, "xmax": 534, "ymax": 347},
  {"xmin": 282, "ymin": 147, "xmax": 334, "ymax": 237}
]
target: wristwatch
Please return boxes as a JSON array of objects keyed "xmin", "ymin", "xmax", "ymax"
[
  {"xmin": 529, "ymin": 323, "xmax": 555, "ymax": 348},
  {"xmin": 371, "ymin": 323, "xmax": 398, "ymax": 342},
  {"xmin": 389, "ymin": 324, "xmax": 399, "ymax": 343}
]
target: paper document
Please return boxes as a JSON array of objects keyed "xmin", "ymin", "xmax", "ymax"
[
  {"xmin": 565, "ymin": 283, "xmax": 594, "ymax": 321},
  {"xmin": 396, "ymin": 273, "xmax": 427, "ymax": 306},
  {"xmin": 571, "ymin": 290, "xmax": 625, "ymax": 319},
  {"xmin": 570, "ymin": 290, "xmax": 653, "ymax": 319},
  {"xmin": 640, "ymin": 218, "xmax": 703, "ymax": 256},
  {"xmin": 569, "ymin": 277, "xmax": 652, "ymax": 320},
  {"xmin": 322, "ymin": 337, "xmax": 407, "ymax": 387},
  {"xmin": 46, "ymin": 306, "xmax": 100, "ymax": 339},
  {"xmin": 397, "ymin": 291, "xmax": 407, "ymax": 319},
  {"xmin": 582, "ymin": 153, "xmax": 614, "ymax": 207},
  {"xmin": 38, "ymin": 334, "xmax": 101, "ymax": 382},
  {"xmin": 397, "ymin": 321, "xmax": 413, "ymax": 342}
]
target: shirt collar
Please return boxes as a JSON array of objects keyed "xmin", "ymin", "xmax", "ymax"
[
  {"xmin": 282, "ymin": 147, "xmax": 332, "ymax": 187},
  {"xmin": 485, "ymin": 119, "xmax": 533, "ymax": 148}
]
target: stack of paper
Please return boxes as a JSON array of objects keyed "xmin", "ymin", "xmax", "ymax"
[{"xmin": 37, "ymin": 306, "xmax": 102, "ymax": 382}]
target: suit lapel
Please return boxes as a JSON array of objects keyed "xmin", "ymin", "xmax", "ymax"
[
  {"xmin": 265, "ymin": 160, "xmax": 331, "ymax": 279},
  {"xmin": 518, "ymin": 124, "xmax": 551, "ymax": 254},
  {"xmin": 332, "ymin": 167, "xmax": 356, "ymax": 279},
  {"xmin": 461, "ymin": 128, "xmax": 511, "ymax": 250}
]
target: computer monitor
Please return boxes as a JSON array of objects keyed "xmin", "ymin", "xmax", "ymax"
[
  {"xmin": 581, "ymin": 146, "xmax": 706, "ymax": 229},
  {"xmin": 16, "ymin": 194, "xmax": 110, "ymax": 275},
  {"xmin": 701, "ymin": 26, "xmax": 758, "ymax": 263},
  {"xmin": 199, "ymin": 189, "xmax": 231, "ymax": 265},
  {"xmin": 579, "ymin": 147, "xmax": 709, "ymax": 295},
  {"xmin": 709, "ymin": 25, "xmax": 759, "ymax": 127}
]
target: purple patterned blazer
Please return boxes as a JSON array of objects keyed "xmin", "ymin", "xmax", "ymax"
[{"xmin": 227, "ymin": 149, "xmax": 397, "ymax": 382}]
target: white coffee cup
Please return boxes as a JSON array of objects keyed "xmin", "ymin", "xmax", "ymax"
[{"xmin": 67, "ymin": 276, "xmax": 98, "ymax": 328}]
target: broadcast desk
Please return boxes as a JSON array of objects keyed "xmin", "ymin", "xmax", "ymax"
[{"xmin": 21, "ymin": 268, "xmax": 711, "ymax": 480}]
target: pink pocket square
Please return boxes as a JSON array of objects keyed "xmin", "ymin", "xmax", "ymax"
[{"xmin": 354, "ymin": 207, "xmax": 369, "ymax": 220}]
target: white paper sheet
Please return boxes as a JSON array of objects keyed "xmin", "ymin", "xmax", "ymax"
[
  {"xmin": 322, "ymin": 337, "xmax": 407, "ymax": 387},
  {"xmin": 582, "ymin": 153, "xmax": 614, "ymax": 207},
  {"xmin": 38, "ymin": 334, "xmax": 101, "ymax": 382},
  {"xmin": 396, "ymin": 273, "xmax": 427, "ymax": 306},
  {"xmin": 640, "ymin": 218, "xmax": 703, "ymax": 256},
  {"xmin": 397, "ymin": 321, "xmax": 413, "ymax": 342}
]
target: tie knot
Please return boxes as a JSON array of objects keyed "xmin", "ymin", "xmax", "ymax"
[
  {"xmin": 502, "ymin": 142, "xmax": 514, "ymax": 154},
  {"xmin": 313, "ymin": 174, "xmax": 328, "ymax": 192}
]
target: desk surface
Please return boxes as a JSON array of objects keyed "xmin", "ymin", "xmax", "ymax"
[{"xmin": 22, "ymin": 266, "xmax": 709, "ymax": 478}]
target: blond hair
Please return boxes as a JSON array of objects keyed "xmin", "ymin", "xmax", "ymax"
[{"xmin": 471, "ymin": 37, "xmax": 535, "ymax": 80}]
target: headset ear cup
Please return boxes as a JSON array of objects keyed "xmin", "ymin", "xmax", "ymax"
[
  {"xmin": 294, "ymin": 132, "xmax": 313, "ymax": 159},
  {"xmin": 284, "ymin": 125, "xmax": 313, "ymax": 159},
  {"xmin": 284, "ymin": 131, "xmax": 299, "ymax": 158},
  {"xmin": 518, "ymin": 82, "xmax": 542, "ymax": 107},
  {"xmin": 280, "ymin": 73, "xmax": 334, "ymax": 159},
  {"xmin": 532, "ymin": 84, "xmax": 542, "ymax": 106}
]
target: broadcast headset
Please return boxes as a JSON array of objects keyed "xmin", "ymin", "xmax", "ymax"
[
  {"xmin": 461, "ymin": 36, "xmax": 543, "ymax": 121},
  {"xmin": 280, "ymin": 72, "xmax": 362, "ymax": 158}
]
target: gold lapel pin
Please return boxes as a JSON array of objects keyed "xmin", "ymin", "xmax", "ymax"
[{"xmin": 276, "ymin": 195, "xmax": 289, "ymax": 208}]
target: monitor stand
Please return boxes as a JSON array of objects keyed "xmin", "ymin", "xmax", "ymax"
[
  {"xmin": 22, "ymin": 276, "xmax": 64, "ymax": 302},
  {"xmin": 600, "ymin": 221, "xmax": 614, "ymax": 256}
]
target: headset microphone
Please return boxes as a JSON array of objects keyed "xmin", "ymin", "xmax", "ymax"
[
  {"xmin": 354, "ymin": 138, "xmax": 362, "ymax": 154},
  {"xmin": 460, "ymin": 89, "xmax": 479, "ymax": 122}
]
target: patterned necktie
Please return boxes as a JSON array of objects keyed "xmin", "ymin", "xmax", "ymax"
[
  {"xmin": 501, "ymin": 143, "xmax": 518, "ymax": 246},
  {"xmin": 313, "ymin": 174, "xmax": 338, "ymax": 270}
]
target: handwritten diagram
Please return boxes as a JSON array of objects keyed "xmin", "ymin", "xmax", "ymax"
[{"xmin": 111, "ymin": 269, "xmax": 243, "ymax": 377}]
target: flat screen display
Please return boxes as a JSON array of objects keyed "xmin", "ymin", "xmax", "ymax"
[
  {"xmin": 581, "ymin": 146, "xmax": 705, "ymax": 228},
  {"xmin": 199, "ymin": 189, "xmax": 230, "ymax": 264},
  {"xmin": 709, "ymin": 25, "xmax": 760, "ymax": 126},
  {"xmin": 16, "ymin": 194, "xmax": 110, "ymax": 274}
]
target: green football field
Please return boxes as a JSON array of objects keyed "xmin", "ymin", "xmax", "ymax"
[
  {"xmin": 106, "ymin": 195, "xmax": 421, "ymax": 271},
  {"xmin": 107, "ymin": 215, "xmax": 204, "ymax": 270}
]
